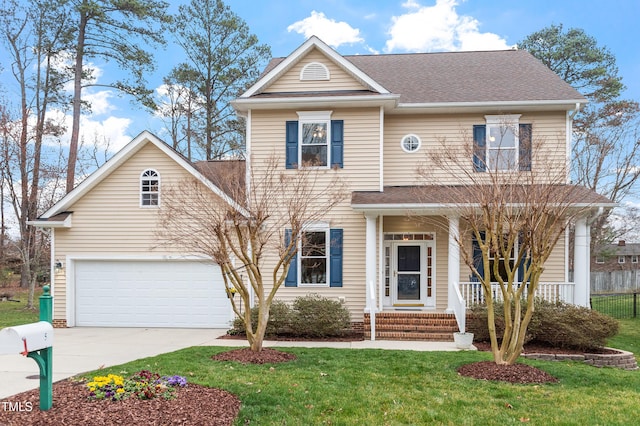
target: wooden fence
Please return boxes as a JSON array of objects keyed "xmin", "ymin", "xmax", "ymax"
[{"xmin": 591, "ymin": 270, "xmax": 640, "ymax": 294}]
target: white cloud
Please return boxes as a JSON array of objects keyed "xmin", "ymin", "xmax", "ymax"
[
  {"xmin": 288, "ymin": 10, "xmax": 364, "ymax": 48},
  {"xmin": 79, "ymin": 115, "xmax": 132, "ymax": 152},
  {"xmin": 83, "ymin": 90, "xmax": 116, "ymax": 115},
  {"xmin": 385, "ymin": 0, "xmax": 511, "ymax": 53}
]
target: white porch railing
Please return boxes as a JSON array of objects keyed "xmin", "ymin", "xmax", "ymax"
[
  {"xmin": 451, "ymin": 281, "xmax": 466, "ymax": 333},
  {"xmin": 458, "ymin": 282, "xmax": 575, "ymax": 308}
]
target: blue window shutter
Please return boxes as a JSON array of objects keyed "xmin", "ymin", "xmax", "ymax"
[
  {"xmin": 473, "ymin": 125, "xmax": 486, "ymax": 172},
  {"xmin": 285, "ymin": 121, "xmax": 298, "ymax": 169},
  {"xmin": 519, "ymin": 123, "xmax": 532, "ymax": 171},
  {"xmin": 329, "ymin": 229, "xmax": 343, "ymax": 287},
  {"xmin": 330, "ymin": 120, "xmax": 344, "ymax": 168},
  {"xmin": 471, "ymin": 232, "xmax": 485, "ymax": 280},
  {"xmin": 284, "ymin": 229, "xmax": 297, "ymax": 287},
  {"xmin": 518, "ymin": 234, "xmax": 531, "ymax": 283}
]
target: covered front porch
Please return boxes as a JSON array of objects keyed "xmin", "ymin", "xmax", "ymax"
[{"xmin": 352, "ymin": 189, "xmax": 597, "ymax": 340}]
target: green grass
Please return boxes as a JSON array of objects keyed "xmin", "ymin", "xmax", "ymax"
[
  {"xmin": 85, "ymin": 320, "xmax": 640, "ymax": 426},
  {"xmin": 0, "ymin": 287, "xmax": 41, "ymax": 328},
  {"xmin": 591, "ymin": 293, "xmax": 639, "ymax": 318},
  {"xmin": 608, "ymin": 318, "xmax": 640, "ymax": 360}
]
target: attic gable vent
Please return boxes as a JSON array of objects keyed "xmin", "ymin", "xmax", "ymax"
[{"xmin": 300, "ymin": 62, "xmax": 330, "ymax": 81}]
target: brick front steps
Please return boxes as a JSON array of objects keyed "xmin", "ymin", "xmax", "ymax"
[
  {"xmin": 363, "ymin": 312, "xmax": 458, "ymax": 341},
  {"xmin": 522, "ymin": 349, "xmax": 639, "ymax": 371}
]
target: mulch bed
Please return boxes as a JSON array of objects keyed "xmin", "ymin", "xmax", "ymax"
[
  {"xmin": 0, "ymin": 380, "xmax": 240, "ymax": 426},
  {"xmin": 458, "ymin": 361, "xmax": 559, "ymax": 384},
  {"xmin": 212, "ymin": 347, "xmax": 297, "ymax": 364}
]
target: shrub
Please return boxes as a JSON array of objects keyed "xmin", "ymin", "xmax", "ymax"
[
  {"xmin": 231, "ymin": 300, "xmax": 292, "ymax": 336},
  {"xmin": 288, "ymin": 294, "xmax": 351, "ymax": 337},
  {"xmin": 467, "ymin": 299, "xmax": 619, "ymax": 351},
  {"xmin": 230, "ymin": 294, "xmax": 351, "ymax": 338}
]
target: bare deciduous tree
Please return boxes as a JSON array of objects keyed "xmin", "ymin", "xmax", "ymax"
[
  {"xmin": 417, "ymin": 124, "xmax": 606, "ymax": 364},
  {"xmin": 156, "ymin": 155, "xmax": 348, "ymax": 351}
]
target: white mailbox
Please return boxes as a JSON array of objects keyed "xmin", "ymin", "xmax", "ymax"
[{"xmin": 0, "ymin": 321, "xmax": 54, "ymax": 355}]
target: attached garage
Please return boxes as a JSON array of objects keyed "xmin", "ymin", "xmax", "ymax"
[{"xmin": 72, "ymin": 259, "xmax": 232, "ymax": 328}]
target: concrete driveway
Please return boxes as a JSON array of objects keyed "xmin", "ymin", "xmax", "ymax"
[
  {"xmin": 0, "ymin": 327, "xmax": 466, "ymax": 400},
  {"xmin": 0, "ymin": 327, "xmax": 230, "ymax": 399}
]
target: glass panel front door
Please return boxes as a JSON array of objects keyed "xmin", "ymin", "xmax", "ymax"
[
  {"xmin": 388, "ymin": 240, "xmax": 435, "ymax": 307},
  {"xmin": 397, "ymin": 245, "xmax": 421, "ymax": 300}
]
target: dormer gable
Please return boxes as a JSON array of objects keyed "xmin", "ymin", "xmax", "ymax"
[{"xmin": 240, "ymin": 36, "xmax": 389, "ymax": 98}]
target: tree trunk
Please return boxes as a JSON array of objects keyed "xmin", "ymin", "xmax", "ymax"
[{"xmin": 66, "ymin": 9, "xmax": 88, "ymax": 193}]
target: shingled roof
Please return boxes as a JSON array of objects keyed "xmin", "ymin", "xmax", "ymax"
[
  {"xmin": 259, "ymin": 48, "xmax": 585, "ymax": 105},
  {"xmin": 351, "ymin": 185, "xmax": 614, "ymax": 208}
]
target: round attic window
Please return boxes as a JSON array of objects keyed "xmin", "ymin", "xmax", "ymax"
[{"xmin": 401, "ymin": 134, "xmax": 421, "ymax": 153}]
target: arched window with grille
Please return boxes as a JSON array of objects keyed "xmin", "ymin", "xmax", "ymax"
[{"xmin": 140, "ymin": 169, "xmax": 160, "ymax": 207}]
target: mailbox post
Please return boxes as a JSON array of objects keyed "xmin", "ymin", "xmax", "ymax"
[
  {"xmin": 30, "ymin": 285, "xmax": 53, "ymax": 410},
  {"xmin": 0, "ymin": 285, "xmax": 54, "ymax": 410}
]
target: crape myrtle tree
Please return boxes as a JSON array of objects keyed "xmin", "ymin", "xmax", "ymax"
[
  {"xmin": 156, "ymin": 155, "xmax": 348, "ymax": 351},
  {"xmin": 520, "ymin": 24, "xmax": 640, "ymax": 247},
  {"xmin": 416, "ymin": 123, "xmax": 603, "ymax": 365}
]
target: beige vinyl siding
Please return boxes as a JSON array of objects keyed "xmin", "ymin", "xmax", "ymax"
[
  {"xmin": 263, "ymin": 48, "xmax": 369, "ymax": 93},
  {"xmin": 248, "ymin": 108, "xmax": 382, "ymax": 321},
  {"xmin": 51, "ymin": 143, "xmax": 222, "ymax": 321},
  {"xmin": 250, "ymin": 108, "xmax": 381, "ymax": 190},
  {"xmin": 383, "ymin": 112, "xmax": 568, "ymax": 186}
]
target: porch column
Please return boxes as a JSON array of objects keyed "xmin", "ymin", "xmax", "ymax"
[
  {"xmin": 447, "ymin": 216, "xmax": 460, "ymax": 313},
  {"xmin": 574, "ymin": 217, "xmax": 590, "ymax": 307},
  {"xmin": 364, "ymin": 213, "xmax": 378, "ymax": 313}
]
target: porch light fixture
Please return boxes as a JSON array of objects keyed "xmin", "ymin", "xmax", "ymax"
[{"xmin": 54, "ymin": 260, "xmax": 64, "ymax": 271}]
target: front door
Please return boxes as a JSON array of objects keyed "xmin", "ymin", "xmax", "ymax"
[{"xmin": 392, "ymin": 242, "xmax": 435, "ymax": 307}]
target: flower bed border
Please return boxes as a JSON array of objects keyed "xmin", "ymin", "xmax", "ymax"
[{"xmin": 522, "ymin": 348, "xmax": 638, "ymax": 370}]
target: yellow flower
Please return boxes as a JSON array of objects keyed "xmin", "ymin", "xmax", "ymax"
[{"xmin": 116, "ymin": 388, "xmax": 124, "ymax": 394}]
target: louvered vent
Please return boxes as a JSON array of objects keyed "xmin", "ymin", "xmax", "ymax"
[{"xmin": 300, "ymin": 62, "xmax": 330, "ymax": 81}]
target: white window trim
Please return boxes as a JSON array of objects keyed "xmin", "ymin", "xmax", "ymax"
[
  {"xmin": 297, "ymin": 111, "xmax": 332, "ymax": 168},
  {"xmin": 632, "ymin": 255, "xmax": 638, "ymax": 264},
  {"xmin": 298, "ymin": 222, "xmax": 330, "ymax": 287},
  {"xmin": 484, "ymin": 114, "xmax": 522, "ymax": 171},
  {"xmin": 140, "ymin": 169, "xmax": 160, "ymax": 208},
  {"xmin": 400, "ymin": 134, "xmax": 422, "ymax": 153},
  {"xmin": 618, "ymin": 256, "xmax": 626, "ymax": 264},
  {"xmin": 595, "ymin": 256, "xmax": 605, "ymax": 264}
]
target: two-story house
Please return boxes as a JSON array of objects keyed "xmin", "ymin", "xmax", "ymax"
[{"xmin": 32, "ymin": 36, "xmax": 613, "ymax": 339}]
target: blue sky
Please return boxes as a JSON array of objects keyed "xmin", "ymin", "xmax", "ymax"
[{"xmin": 6, "ymin": 0, "xmax": 639, "ymax": 153}]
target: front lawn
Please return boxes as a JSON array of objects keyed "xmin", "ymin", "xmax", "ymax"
[
  {"xmin": 88, "ymin": 330, "xmax": 640, "ymax": 425},
  {"xmin": 0, "ymin": 287, "xmax": 40, "ymax": 328}
]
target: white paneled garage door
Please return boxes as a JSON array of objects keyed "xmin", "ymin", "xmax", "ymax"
[{"xmin": 74, "ymin": 260, "xmax": 232, "ymax": 328}]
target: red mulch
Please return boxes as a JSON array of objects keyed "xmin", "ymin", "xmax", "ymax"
[
  {"xmin": 212, "ymin": 347, "xmax": 297, "ymax": 364},
  {"xmin": 458, "ymin": 361, "xmax": 559, "ymax": 384},
  {"xmin": 0, "ymin": 380, "xmax": 240, "ymax": 426},
  {"xmin": 461, "ymin": 341, "xmax": 622, "ymax": 384}
]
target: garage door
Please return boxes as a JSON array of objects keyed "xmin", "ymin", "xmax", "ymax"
[{"xmin": 74, "ymin": 260, "xmax": 232, "ymax": 328}]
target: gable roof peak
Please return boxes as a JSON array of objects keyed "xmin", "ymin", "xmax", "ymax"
[{"xmin": 240, "ymin": 36, "xmax": 389, "ymax": 98}]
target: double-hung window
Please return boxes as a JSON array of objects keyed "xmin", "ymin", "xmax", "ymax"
[
  {"xmin": 286, "ymin": 111, "xmax": 343, "ymax": 169},
  {"xmin": 284, "ymin": 225, "xmax": 343, "ymax": 287},
  {"xmin": 473, "ymin": 114, "xmax": 531, "ymax": 172},
  {"xmin": 300, "ymin": 229, "xmax": 329, "ymax": 284},
  {"xmin": 301, "ymin": 121, "xmax": 328, "ymax": 166}
]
